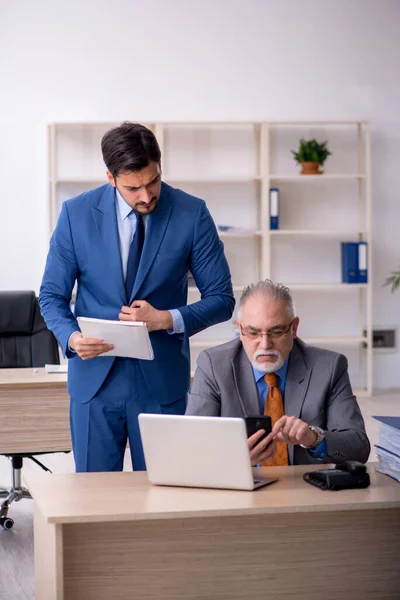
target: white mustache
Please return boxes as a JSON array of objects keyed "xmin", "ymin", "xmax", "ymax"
[{"xmin": 252, "ymin": 349, "xmax": 284, "ymax": 373}]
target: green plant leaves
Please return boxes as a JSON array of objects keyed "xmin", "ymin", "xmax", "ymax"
[
  {"xmin": 291, "ymin": 138, "xmax": 332, "ymax": 165},
  {"xmin": 384, "ymin": 269, "xmax": 400, "ymax": 293}
]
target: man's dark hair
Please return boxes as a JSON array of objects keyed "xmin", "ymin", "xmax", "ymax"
[{"xmin": 101, "ymin": 122, "xmax": 161, "ymax": 178}]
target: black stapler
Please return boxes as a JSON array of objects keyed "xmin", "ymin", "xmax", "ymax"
[{"xmin": 303, "ymin": 461, "xmax": 371, "ymax": 491}]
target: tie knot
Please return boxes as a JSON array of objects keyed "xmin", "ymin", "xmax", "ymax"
[
  {"xmin": 263, "ymin": 372, "xmax": 278, "ymax": 387},
  {"xmin": 130, "ymin": 210, "xmax": 143, "ymax": 222}
]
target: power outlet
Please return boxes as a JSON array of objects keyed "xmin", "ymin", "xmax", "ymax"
[{"xmin": 364, "ymin": 328, "xmax": 396, "ymax": 349}]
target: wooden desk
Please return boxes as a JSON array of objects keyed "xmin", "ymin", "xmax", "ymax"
[
  {"xmin": 0, "ymin": 368, "xmax": 71, "ymax": 454},
  {"xmin": 27, "ymin": 464, "xmax": 400, "ymax": 600}
]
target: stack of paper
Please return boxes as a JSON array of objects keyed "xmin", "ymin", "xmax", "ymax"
[
  {"xmin": 77, "ymin": 317, "xmax": 154, "ymax": 360},
  {"xmin": 374, "ymin": 416, "xmax": 400, "ymax": 483},
  {"xmin": 45, "ymin": 364, "xmax": 68, "ymax": 373}
]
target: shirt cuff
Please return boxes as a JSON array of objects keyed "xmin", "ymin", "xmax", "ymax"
[
  {"xmin": 68, "ymin": 332, "xmax": 77, "ymax": 353},
  {"xmin": 167, "ymin": 309, "xmax": 185, "ymax": 335},
  {"xmin": 307, "ymin": 438, "xmax": 327, "ymax": 459}
]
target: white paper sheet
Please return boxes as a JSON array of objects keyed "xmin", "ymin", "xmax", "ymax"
[{"xmin": 77, "ymin": 317, "xmax": 154, "ymax": 360}]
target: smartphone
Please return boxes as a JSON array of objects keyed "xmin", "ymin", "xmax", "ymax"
[{"xmin": 245, "ymin": 416, "xmax": 272, "ymax": 443}]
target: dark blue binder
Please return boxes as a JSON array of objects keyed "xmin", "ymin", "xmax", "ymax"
[
  {"xmin": 341, "ymin": 242, "xmax": 358, "ymax": 283},
  {"xmin": 357, "ymin": 241, "xmax": 368, "ymax": 283},
  {"xmin": 269, "ymin": 188, "xmax": 279, "ymax": 230},
  {"xmin": 376, "ymin": 445, "xmax": 400, "ymax": 459},
  {"xmin": 373, "ymin": 416, "xmax": 400, "ymax": 430}
]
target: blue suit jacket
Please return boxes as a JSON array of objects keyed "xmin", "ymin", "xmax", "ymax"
[{"xmin": 39, "ymin": 182, "xmax": 235, "ymax": 405}]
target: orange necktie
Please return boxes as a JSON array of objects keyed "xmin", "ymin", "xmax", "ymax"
[{"xmin": 262, "ymin": 373, "xmax": 289, "ymax": 466}]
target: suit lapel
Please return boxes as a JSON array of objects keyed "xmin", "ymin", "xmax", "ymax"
[
  {"xmin": 92, "ymin": 185, "xmax": 126, "ymax": 305},
  {"xmin": 285, "ymin": 340, "xmax": 312, "ymax": 464},
  {"xmin": 129, "ymin": 184, "xmax": 172, "ymax": 302},
  {"xmin": 232, "ymin": 345, "xmax": 260, "ymax": 417}
]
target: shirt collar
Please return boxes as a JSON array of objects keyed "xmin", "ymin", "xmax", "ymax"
[
  {"xmin": 115, "ymin": 188, "xmax": 133, "ymax": 220},
  {"xmin": 252, "ymin": 358, "xmax": 289, "ymax": 384}
]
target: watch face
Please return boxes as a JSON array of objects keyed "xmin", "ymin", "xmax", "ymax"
[
  {"xmin": 311, "ymin": 426, "xmax": 324, "ymax": 436},
  {"xmin": 310, "ymin": 426, "xmax": 325, "ymax": 446}
]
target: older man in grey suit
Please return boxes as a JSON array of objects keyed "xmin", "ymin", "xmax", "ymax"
[{"xmin": 186, "ymin": 280, "xmax": 370, "ymax": 467}]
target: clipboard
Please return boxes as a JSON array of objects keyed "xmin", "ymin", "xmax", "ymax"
[{"xmin": 77, "ymin": 317, "xmax": 154, "ymax": 360}]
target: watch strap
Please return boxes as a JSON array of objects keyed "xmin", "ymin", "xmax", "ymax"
[{"xmin": 301, "ymin": 425, "xmax": 325, "ymax": 449}]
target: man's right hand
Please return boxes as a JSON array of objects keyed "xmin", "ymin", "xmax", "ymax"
[
  {"xmin": 248, "ymin": 429, "xmax": 277, "ymax": 466},
  {"xmin": 69, "ymin": 332, "xmax": 114, "ymax": 360}
]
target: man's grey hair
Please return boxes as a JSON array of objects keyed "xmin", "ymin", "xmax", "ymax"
[{"xmin": 237, "ymin": 280, "xmax": 296, "ymax": 321}]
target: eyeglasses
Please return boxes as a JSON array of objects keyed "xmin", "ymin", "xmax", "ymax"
[{"xmin": 239, "ymin": 319, "xmax": 295, "ymax": 341}]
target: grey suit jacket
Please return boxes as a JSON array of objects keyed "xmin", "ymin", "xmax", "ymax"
[{"xmin": 186, "ymin": 337, "xmax": 370, "ymax": 465}]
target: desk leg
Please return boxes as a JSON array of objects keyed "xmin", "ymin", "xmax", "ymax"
[{"xmin": 34, "ymin": 505, "xmax": 64, "ymax": 600}]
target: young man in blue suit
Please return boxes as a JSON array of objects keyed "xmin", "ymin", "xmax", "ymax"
[{"xmin": 39, "ymin": 122, "xmax": 235, "ymax": 472}]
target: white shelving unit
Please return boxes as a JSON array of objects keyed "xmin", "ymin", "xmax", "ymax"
[{"xmin": 48, "ymin": 121, "xmax": 372, "ymax": 395}]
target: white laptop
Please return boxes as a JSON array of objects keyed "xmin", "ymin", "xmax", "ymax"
[{"xmin": 138, "ymin": 414, "xmax": 278, "ymax": 491}]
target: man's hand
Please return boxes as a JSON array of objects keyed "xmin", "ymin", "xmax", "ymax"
[
  {"xmin": 69, "ymin": 332, "xmax": 114, "ymax": 360},
  {"xmin": 119, "ymin": 300, "xmax": 173, "ymax": 332},
  {"xmin": 248, "ymin": 430, "xmax": 277, "ymax": 466},
  {"xmin": 272, "ymin": 415, "xmax": 318, "ymax": 448}
]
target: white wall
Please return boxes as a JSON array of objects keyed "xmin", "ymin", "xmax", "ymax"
[{"xmin": 1, "ymin": 0, "xmax": 399, "ymax": 389}]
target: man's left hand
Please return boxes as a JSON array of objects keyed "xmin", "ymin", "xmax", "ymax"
[
  {"xmin": 119, "ymin": 301, "xmax": 173, "ymax": 332},
  {"xmin": 272, "ymin": 415, "xmax": 318, "ymax": 448}
]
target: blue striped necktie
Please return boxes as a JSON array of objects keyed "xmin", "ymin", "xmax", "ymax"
[{"xmin": 125, "ymin": 212, "xmax": 145, "ymax": 300}]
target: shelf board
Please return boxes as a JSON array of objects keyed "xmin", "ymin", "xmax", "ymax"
[
  {"xmin": 54, "ymin": 179, "xmax": 107, "ymax": 185},
  {"xmin": 190, "ymin": 339, "xmax": 232, "ymax": 348},
  {"xmin": 165, "ymin": 176, "xmax": 261, "ymax": 184},
  {"xmin": 151, "ymin": 120, "xmax": 367, "ymax": 126},
  {"xmin": 162, "ymin": 121, "xmax": 260, "ymax": 127},
  {"xmin": 51, "ymin": 122, "xmax": 155, "ymax": 129},
  {"xmin": 269, "ymin": 174, "xmax": 366, "ymax": 181},
  {"xmin": 54, "ymin": 177, "xmax": 261, "ymax": 185},
  {"xmin": 54, "ymin": 174, "xmax": 366, "ymax": 184},
  {"xmin": 218, "ymin": 230, "xmax": 261, "ymax": 238},
  {"xmin": 270, "ymin": 229, "xmax": 367, "ymax": 236},
  {"xmin": 189, "ymin": 283, "xmax": 368, "ymax": 293},
  {"xmin": 286, "ymin": 283, "xmax": 369, "ymax": 290},
  {"xmin": 190, "ymin": 335, "xmax": 368, "ymax": 349},
  {"xmin": 268, "ymin": 121, "xmax": 367, "ymax": 126},
  {"xmin": 353, "ymin": 389, "xmax": 370, "ymax": 398},
  {"xmin": 188, "ymin": 285, "xmax": 245, "ymax": 293},
  {"xmin": 302, "ymin": 336, "xmax": 368, "ymax": 345}
]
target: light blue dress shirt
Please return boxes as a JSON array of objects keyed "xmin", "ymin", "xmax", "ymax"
[
  {"xmin": 252, "ymin": 360, "xmax": 327, "ymax": 459},
  {"xmin": 115, "ymin": 190, "xmax": 185, "ymax": 334}
]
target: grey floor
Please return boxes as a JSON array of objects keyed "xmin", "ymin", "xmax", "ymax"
[{"xmin": 0, "ymin": 390, "xmax": 399, "ymax": 600}]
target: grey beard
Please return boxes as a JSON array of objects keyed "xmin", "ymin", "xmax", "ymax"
[{"xmin": 251, "ymin": 350, "xmax": 284, "ymax": 373}]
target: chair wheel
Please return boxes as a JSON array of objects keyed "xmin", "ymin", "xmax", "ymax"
[{"xmin": 0, "ymin": 516, "xmax": 14, "ymax": 529}]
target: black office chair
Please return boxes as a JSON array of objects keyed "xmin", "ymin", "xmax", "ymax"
[{"xmin": 0, "ymin": 291, "xmax": 61, "ymax": 529}]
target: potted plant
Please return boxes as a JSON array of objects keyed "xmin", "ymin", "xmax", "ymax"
[
  {"xmin": 291, "ymin": 138, "xmax": 332, "ymax": 175},
  {"xmin": 384, "ymin": 266, "xmax": 400, "ymax": 293}
]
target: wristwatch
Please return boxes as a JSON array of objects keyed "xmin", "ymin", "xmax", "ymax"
[{"xmin": 301, "ymin": 425, "xmax": 326, "ymax": 449}]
